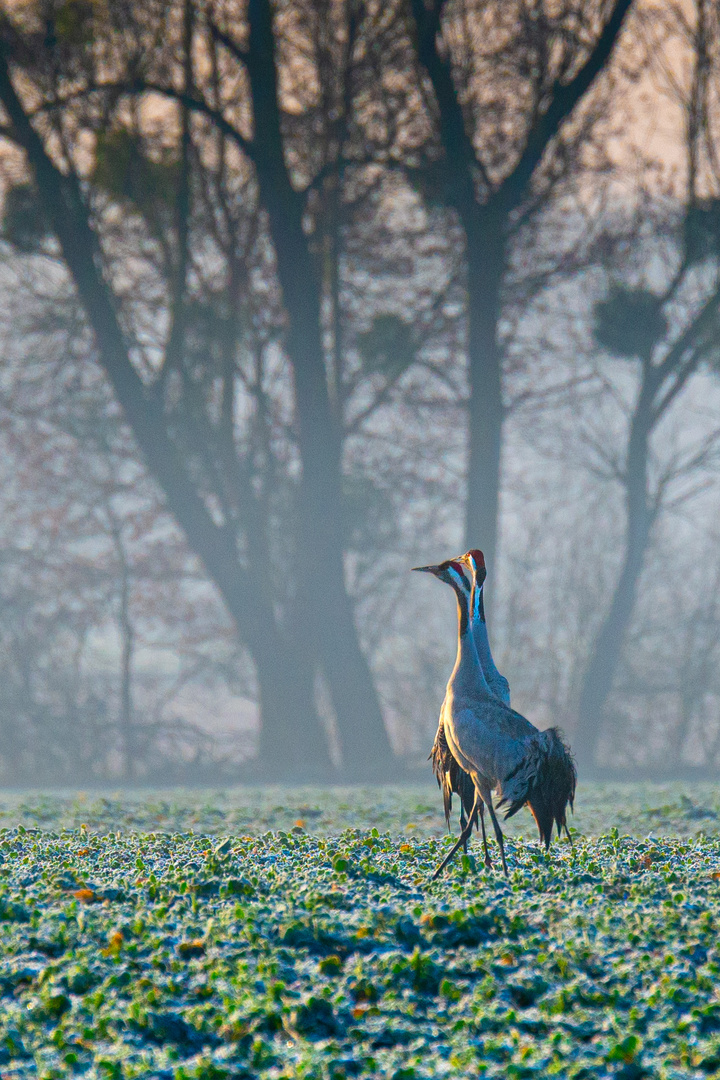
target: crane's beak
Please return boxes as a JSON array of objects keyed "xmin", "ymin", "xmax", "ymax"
[{"xmin": 411, "ymin": 563, "xmax": 441, "ymax": 576}]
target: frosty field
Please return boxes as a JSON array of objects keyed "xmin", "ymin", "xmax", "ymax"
[{"xmin": 0, "ymin": 783, "xmax": 720, "ymax": 1079}]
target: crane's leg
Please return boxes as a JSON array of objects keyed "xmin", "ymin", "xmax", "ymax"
[
  {"xmin": 485, "ymin": 797, "xmax": 509, "ymax": 877},
  {"xmin": 459, "ymin": 808, "xmax": 468, "ymax": 854},
  {"xmin": 431, "ymin": 791, "xmax": 479, "ymax": 881},
  {"xmin": 461, "ymin": 800, "xmax": 482, "ymax": 854},
  {"xmin": 479, "ymin": 803, "xmax": 492, "ymax": 869}
]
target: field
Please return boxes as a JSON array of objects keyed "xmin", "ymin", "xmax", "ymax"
[{"xmin": 1, "ymin": 783, "xmax": 720, "ymax": 1079}]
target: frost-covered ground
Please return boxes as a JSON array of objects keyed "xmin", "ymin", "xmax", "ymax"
[
  {"xmin": 1, "ymin": 780, "xmax": 720, "ymax": 838},
  {"xmin": 0, "ymin": 784, "xmax": 719, "ymax": 1078}
]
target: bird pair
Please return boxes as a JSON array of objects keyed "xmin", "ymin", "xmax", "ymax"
[{"xmin": 413, "ymin": 549, "xmax": 576, "ymax": 879}]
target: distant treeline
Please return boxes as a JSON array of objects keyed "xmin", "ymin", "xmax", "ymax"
[{"xmin": 0, "ymin": 0, "xmax": 719, "ymax": 783}]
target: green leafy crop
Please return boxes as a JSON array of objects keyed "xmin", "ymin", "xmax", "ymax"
[{"xmin": 0, "ymin": 785, "xmax": 717, "ymax": 1078}]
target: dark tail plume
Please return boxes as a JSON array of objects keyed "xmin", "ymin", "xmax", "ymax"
[
  {"xmin": 497, "ymin": 727, "xmax": 576, "ymax": 850},
  {"xmin": 525, "ymin": 728, "xmax": 576, "ymax": 849}
]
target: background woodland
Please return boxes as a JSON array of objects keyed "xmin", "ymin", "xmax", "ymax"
[{"xmin": 0, "ymin": 0, "xmax": 719, "ymax": 783}]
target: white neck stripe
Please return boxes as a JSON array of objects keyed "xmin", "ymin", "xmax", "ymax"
[
  {"xmin": 446, "ymin": 565, "xmax": 468, "ymax": 596},
  {"xmin": 473, "ymin": 579, "xmax": 481, "ymax": 620}
]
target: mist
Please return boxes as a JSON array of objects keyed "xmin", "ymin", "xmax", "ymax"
[{"xmin": 0, "ymin": 0, "xmax": 719, "ymax": 785}]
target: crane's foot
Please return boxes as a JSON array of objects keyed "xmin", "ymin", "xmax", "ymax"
[
  {"xmin": 431, "ymin": 796, "xmax": 479, "ymax": 880},
  {"xmin": 431, "ymin": 840, "xmax": 465, "ymax": 880},
  {"xmin": 497, "ymin": 838, "xmax": 509, "ymax": 877}
]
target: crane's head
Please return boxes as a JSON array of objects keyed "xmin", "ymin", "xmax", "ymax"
[
  {"xmin": 412, "ymin": 558, "xmax": 473, "ymax": 632},
  {"xmin": 457, "ymin": 552, "xmax": 487, "ymax": 626},
  {"xmin": 411, "ymin": 558, "xmax": 469, "ymax": 593},
  {"xmin": 458, "ymin": 548, "xmax": 487, "ymax": 582}
]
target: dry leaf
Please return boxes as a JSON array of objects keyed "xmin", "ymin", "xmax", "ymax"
[{"xmin": 73, "ymin": 888, "xmax": 98, "ymax": 903}]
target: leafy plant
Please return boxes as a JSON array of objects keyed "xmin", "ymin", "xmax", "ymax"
[{"xmin": 0, "ymin": 787, "xmax": 716, "ymax": 1076}]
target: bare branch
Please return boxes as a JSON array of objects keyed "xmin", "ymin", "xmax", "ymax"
[{"xmin": 496, "ymin": 0, "xmax": 634, "ymax": 212}]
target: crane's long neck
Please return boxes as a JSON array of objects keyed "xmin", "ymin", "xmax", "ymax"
[
  {"xmin": 472, "ymin": 579, "xmax": 504, "ymax": 689},
  {"xmin": 447, "ymin": 570, "xmax": 488, "ymax": 695}
]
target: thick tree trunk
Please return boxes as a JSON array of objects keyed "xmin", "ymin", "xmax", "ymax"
[
  {"xmin": 0, "ymin": 53, "xmax": 334, "ymax": 779},
  {"xmin": 313, "ymin": 562, "xmax": 396, "ymax": 779},
  {"xmin": 574, "ymin": 374, "xmax": 657, "ymax": 768},
  {"xmin": 288, "ymin": 345, "xmax": 395, "ymax": 777},
  {"xmin": 247, "ymin": 0, "xmax": 395, "ymax": 776},
  {"xmin": 464, "ymin": 218, "xmax": 506, "ymax": 575},
  {"xmin": 252, "ymin": 643, "xmax": 331, "ymax": 778}
]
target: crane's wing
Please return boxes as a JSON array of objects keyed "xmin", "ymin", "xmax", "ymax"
[
  {"xmin": 488, "ymin": 672, "xmax": 511, "ymax": 707},
  {"xmin": 497, "ymin": 728, "xmax": 577, "ymax": 850},
  {"xmin": 451, "ymin": 702, "xmax": 543, "ymax": 819},
  {"xmin": 430, "ymin": 719, "xmax": 475, "ymax": 829}
]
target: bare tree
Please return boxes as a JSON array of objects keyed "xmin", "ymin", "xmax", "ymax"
[
  {"xmin": 0, "ymin": 0, "xmax": 406, "ymax": 777},
  {"xmin": 0, "ymin": 316, "xmax": 247, "ymax": 782},
  {"xmin": 407, "ymin": 0, "xmax": 634, "ymax": 568},
  {"xmin": 574, "ymin": 0, "xmax": 720, "ymax": 767}
]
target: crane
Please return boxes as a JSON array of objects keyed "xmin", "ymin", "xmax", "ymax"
[
  {"xmin": 423, "ymin": 559, "xmax": 491, "ymax": 867},
  {"xmin": 426, "ymin": 553, "xmax": 508, "ymax": 868},
  {"xmin": 460, "ymin": 549, "xmax": 576, "ymax": 854},
  {"xmin": 464, "ymin": 549, "xmax": 510, "ymax": 706}
]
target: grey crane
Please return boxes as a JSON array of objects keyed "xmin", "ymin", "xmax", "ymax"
[
  {"xmin": 427, "ymin": 553, "xmax": 509, "ymax": 866},
  {"xmin": 424, "ymin": 559, "xmax": 492, "ymax": 866},
  {"xmin": 460, "ymin": 549, "xmax": 576, "ymax": 855},
  {"xmin": 414, "ymin": 553, "xmax": 576, "ymax": 879}
]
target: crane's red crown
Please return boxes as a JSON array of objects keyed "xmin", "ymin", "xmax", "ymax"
[{"xmin": 467, "ymin": 548, "xmax": 485, "ymax": 570}]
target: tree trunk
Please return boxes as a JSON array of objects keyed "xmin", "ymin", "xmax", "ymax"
[
  {"xmin": 574, "ymin": 372, "xmax": 657, "ymax": 768},
  {"xmin": 118, "ymin": 558, "xmax": 135, "ymax": 782},
  {"xmin": 290, "ymin": 330, "xmax": 394, "ymax": 777},
  {"xmin": 464, "ymin": 216, "xmax": 507, "ymax": 576},
  {"xmin": 247, "ymin": 0, "xmax": 395, "ymax": 776},
  {"xmin": 252, "ymin": 642, "xmax": 331, "ymax": 779},
  {"xmin": 0, "ymin": 55, "xmax": 335, "ymax": 779},
  {"xmin": 313, "ymin": 561, "xmax": 396, "ymax": 779}
]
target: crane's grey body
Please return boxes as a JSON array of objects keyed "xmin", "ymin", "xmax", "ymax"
[
  {"xmin": 440, "ymin": 594, "xmax": 536, "ymax": 864},
  {"xmin": 429, "ymin": 558, "xmax": 511, "ymax": 852}
]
